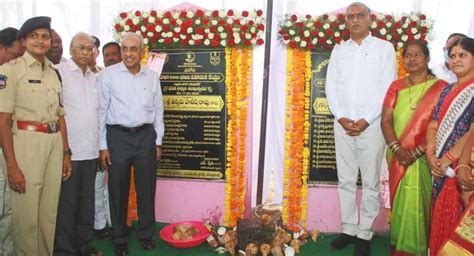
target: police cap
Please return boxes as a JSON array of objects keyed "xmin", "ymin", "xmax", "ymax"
[{"xmin": 16, "ymin": 16, "xmax": 51, "ymax": 39}]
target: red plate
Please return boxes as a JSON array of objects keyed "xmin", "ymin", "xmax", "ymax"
[{"xmin": 159, "ymin": 221, "xmax": 211, "ymax": 248}]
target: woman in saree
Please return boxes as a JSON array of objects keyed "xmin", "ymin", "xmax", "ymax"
[
  {"xmin": 437, "ymin": 126, "xmax": 474, "ymax": 256},
  {"xmin": 381, "ymin": 40, "xmax": 448, "ymax": 255},
  {"xmin": 426, "ymin": 37, "xmax": 474, "ymax": 256}
]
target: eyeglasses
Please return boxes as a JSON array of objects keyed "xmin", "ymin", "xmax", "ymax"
[
  {"xmin": 72, "ymin": 45, "xmax": 96, "ymax": 53},
  {"xmin": 27, "ymin": 32, "xmax": 51, "ymax": 41},
  {"xmin": 346, "ymin": 12, "xmax": 367, "ymax": 21}
]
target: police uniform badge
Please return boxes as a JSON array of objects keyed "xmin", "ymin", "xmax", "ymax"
[{"xmin": 0, "ymin": 74, "xmax": 7, "ymax": 89}]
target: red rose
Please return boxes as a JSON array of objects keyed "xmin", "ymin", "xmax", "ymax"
[
  {"xmin": 164, "ymin": 11, "xmax": 172, "ymax": 18},
  {"xmin": 146, "ymin": 24, "xmax": 155, "ymax": 32},
  {"xmin": 256, "ymin": 10, "xmax": 263, "ymax": 16},
  {"xmin": 142, "ymin": 18, "xmax": 149, "ymax": 24},
  {"xmin": 211, "ymin": 40, "xmax": 219, "ymax": 47},
  {"xmin": 242, "ymin": 11, "xmax": 249, "ymax": 17},
  {"xmin": 214, "ymin": 33, "xmax": 221, "ymax": 40},
  {"xmin": 408, "ymin": 35, "xmax": 414, "ymax": 41},
  {"xmin": 203, "ymin": 19, "xmax": 210, "ymax": 25},
  {"xmin": 227, "ymin": 10, "xmax": 234, "ymax": 16},
  {"xmin": 210, "ymin": 26, "xmax": 216, "ymax": 33},
  {"xmin": 322, "ymin": 14, "xmax": 328, "ymax": 20},
  {"xmin": 296, "ymin": 22, "xmax": 304, "ymax": 28},
  {"xmin": 135, "ymin": 11, "xmax": 141, "ymax": 17},
  {"xmin": 291, "ymin": 15, "xmax": 298, "ymax": 22},
  {"xmin": 410, "ymin": 21, "xmax": 417, "ymax": 27},
  {"xmin": 120, "ymin": 12, "xmax": 128, "ymax": 19},
  {"xmin": 212, "ymin": 10, "xmax": 219, "ymax": 18},
  {"xmin": 150, "ymin": 36, "xmax": 157, "ymax": 43},
  {"xmin": 241, "ymin": 25, "xmax": 248, "ymax": 32},
  {"xmin": 196, "ymin": 9, "xmax": 204, "ymax": 17},
  {"xmin": 305, "ymin": 14, "xmax": 312, "ymax": 19},
  {"xmin": 233, "ymin": 19, "xmax": 240, "ymax": 25},
  {"xmin": 386, "ymin": 15, "xmax": 392, "ymax": 21},
  {"xmin": 218, "ymin": 20, "xmax": 225, "ymax": 26},
  {"xmin": 318, "ymin": 37, "xmax": 325, "ymax": 45},
  {"xmin": 196, "ymin": 27, "xmax": 204, "ymax": 34},
  {"xmin": 370, "ymin": 29, "xmax": 377, "ymax": 35},
  {"xmin": 278, "ymin": 29, "xmax": 285, "ymax": 35},
  {"xmin": 298, "ymin": 30, "xmax": 304, "ymax": 36},
  {"xmin": 405, "ymin": 28, "xmax": 412, "ymax": 35},
  {"xmin": 248, "ymin": 20, "xmax": 254, "ymax": 26},
  {"xmin": 401, "ymin": 16, "xmax": 407, "ymax": 22},
  {"xmin": 179, "ymin": 11, "xmax": 187, "ymax": 18},
  {"xmin": 257, "ymin": 24, "xmax": 265, "ymax": 31},
  {"xmin": 289, "ymin": 41, "xmax": 297, "ymax": 48},
  {"xmin": 377, "ymin": 21, "xmax": 385, "ymax": 28},
  {"xmin": 256, "ymin": 38, "xmax": 264, "ymax": 45},
  {"xmin": 244, "ymin": 39, "xmax": 251, "ymax": 46},
  {"xmin": 420, "ymin": 34, "xmax": 426, "ymax": 40},
  {"xmin": 126, "ymin": 19, "xmax": 133, "ymax": 26},
  {"xmin": 342, "ymin": 30, "xmax": 350, "ymax": 37},
  {"xmin": 195, "ymin": 39, "xmax": 202, "ymax": 45},
  {"xmin": 163, "ymin": 25, "xmax": 170, "ymax": 32},
  {"xmin": 164, "ymin": 38, "xmax": 172, "ymax": 44},
  {"xmin": 311, "ymin": 30, "xmax": 318, "ymax": 36},
  {"xmin": 393, "ymin": 34, "xmax": 400, "ymax": 40},
  {"xmin": 421, "ymin": 26, "xmax": 428, "ymax": 33},
  {"xmin": 132, "ymin": 25, "xmax": 139, "ymax": 32},
  {"xmin": 370, "ymin": 14, "xmax": 376, "ymax": 20},
  {"xmin": 337, "ymin": 14, "xmax": 345, "ymax": 21},
  {"xmin": 335, "ymin": 36, "xmax": 342, "ymax": 43},
  {"xmin": 326, "ymin": 29, "xmax": 333, "ymax": 37},
  {"xmin": 114, "ymin": 24, "xmax": 121, "ymax": 31},
  {"xmin": 283, "ymin": 34, "xmax": 290, "ymax": 40},
  {"xmin": 395, "ymin": 22, "xmax": 401, "ymax": 29},
  {"xmin": 326, "ymin": 45, "xmax": 333, "ymax": 51},
  {"xmin": 314, "ymin": 20, "xmax": 322, "ymax": 28},
  {"xmin": 155, "ymin": 18, "xmax": 162, "ymax": 25},
  {"xmin": 331, "ymin": 22, "xmax": 338, "ymax": 28},
  {"xmin": 170, "ymin": 19, "xmax": 177, "ymax": 26},
  {"xmin": 390, "ymin": 28, "xmax": 396, "ymax": 34},
  {"xmin": 181, "ymin": 39, "xmax": 188, "ymax": 46},
  {"xmin": 420, "ymin": 14, "xmax": 426, "ymax": 20},
  {"xmin": 308, "ymin": 42, "xmax": 315, "ymax": 49},
  {"xmin": 150, "ymin": 10, "xmax": 157, "ymax": 17},
  {"xmin": 229, "ymin": 39, "xmax": 236, "ymax": 46},
  {"xmin": 173, "ymin": 32, "xmax": 179, "ymax": 38}
]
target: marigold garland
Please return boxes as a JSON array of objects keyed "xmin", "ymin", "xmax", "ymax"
[
  {"xmin": 396, "ymin": 48, "xmax": 408, "ymax": 78},
  {"xmin": 224, "ymin": 47, "xmax": 251, "ymax": 227},
  {"xmin": 283, "ymin": 48, "xmax": 311, "ymax": 231}
]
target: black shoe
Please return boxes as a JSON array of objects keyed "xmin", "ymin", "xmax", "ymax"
[
  {"xmin": 354, "ymin": 238, "xmax": 371, "ymax": 256},
  {"xmin": 331, "ymin": 233, "xmax": 356, "ymax": 250},
  {"xmin": 114, "ymin": 245, "xmax": 128, "ymax": 256},
  {"xmin": 94, "ymin": 226, "xmax": 113, "ymax": 240},
  {"xmin": 139, "ymin": 239, "xmax": 156, "ymax": 251}
]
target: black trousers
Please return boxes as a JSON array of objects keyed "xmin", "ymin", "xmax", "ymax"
[
  {"xmin": 54, "ymin": 159, "xmax": 98, "ymax": 256},
  {"xmin": 106, "ymin": 124, "xmax": 157, "ymax": 247}
]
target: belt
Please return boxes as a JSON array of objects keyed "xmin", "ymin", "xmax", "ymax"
[
  {"xmin": 17, "ymin": 120, "xmax": 59, "ymax": 133},
  {"xmin": 107, "ymin": 124, "xmax": 151, "ymax": 133}
]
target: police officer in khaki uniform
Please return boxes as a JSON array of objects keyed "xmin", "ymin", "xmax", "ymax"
[{"xmin": 0, "ymin": 16, "xmax": 72, "ymax": 256}]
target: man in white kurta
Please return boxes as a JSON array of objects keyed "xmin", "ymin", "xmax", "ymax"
[{"xmin": 325, "ymin": 3, "xmax": 396, "ymax": 256}]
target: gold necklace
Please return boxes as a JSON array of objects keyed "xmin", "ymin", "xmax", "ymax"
[{"xmin": 407, "ymin": 75, "xmax": 429, "ymax": 110}]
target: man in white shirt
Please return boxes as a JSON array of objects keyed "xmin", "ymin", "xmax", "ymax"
[
  {"xmin": 98, "ymin": 33, "xmax": 164, "ymax": 255},
  {"xmin": 431, "ymin": 33, "xmax": 466, "ymax": 84},
  {"xmin": 53, "ymin": 32, "xmax": 102, "ymax": 256},
  {"xmin": 325, "ymin": 2, "xmax": 396, "ymax": 256}
]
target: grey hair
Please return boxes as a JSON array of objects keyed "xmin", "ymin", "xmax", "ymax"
[
  {"xmin": 70, "ymin": 32, "xmax": 95, "ymax": 48},
  {"xmin": 346, "ymin": 2, "xmax": 371, "ymax": 14},
  {"xmin": 120, "ymin": 32, "xmax": 143, "ymax": 48}
]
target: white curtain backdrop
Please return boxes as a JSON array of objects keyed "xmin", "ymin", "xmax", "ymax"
[{"xmin": 1, "ymin": 0, "xmax": 472, "ymax": 206}]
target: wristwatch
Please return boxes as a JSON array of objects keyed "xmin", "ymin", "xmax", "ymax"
[{"xmin": 64, "ymin": 148, "xmax": 73, "ymax": 156}]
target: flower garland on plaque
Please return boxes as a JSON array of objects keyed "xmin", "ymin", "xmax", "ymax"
[
  {"xmin": 115, "ymin": 9, "xmax": 263, "ymax": 227},
  {"xmin": 278, "ymin": 12, "xmax": 432, "ymax": 231}
]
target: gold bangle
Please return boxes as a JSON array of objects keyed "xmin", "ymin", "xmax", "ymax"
[{"xmin": 454, "ymin": 164, "xmax": 472, "ymax": 174}]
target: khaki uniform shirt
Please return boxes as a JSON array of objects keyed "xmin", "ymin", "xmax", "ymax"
[{"xmin": 0, "ymin": 52, "xmax": 65, "ymax": 123}]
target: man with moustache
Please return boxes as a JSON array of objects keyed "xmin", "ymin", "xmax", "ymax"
[
  {"xmin": 102, "ymin": 42, "xmax": 122, "ymax": 67},
  {"xmin": 98, "ymin": 32, "xmax": 163, "ymax": 255},
  {"xmin": 0, "ymin": 26, "xmax": 25, "ymax": 256},
  {"xmin": 46, "ymin": 29, "xmax": 66, "ymax": 64},
  {"xmin": 54, "ymin": 32, "xmax": 102, "ymax": 256},
  {"xmin": 325, "ymin": 2, "xmax": 396, "ymax": 255}
]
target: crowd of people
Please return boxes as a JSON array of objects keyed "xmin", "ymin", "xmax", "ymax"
[
  {"xmin": 0, "ymin": 1, "xmax": 472, "ymax": 256},
  {"xmin": 0, "ymin": 16, "xmax": 164, "ymax": 256}
]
